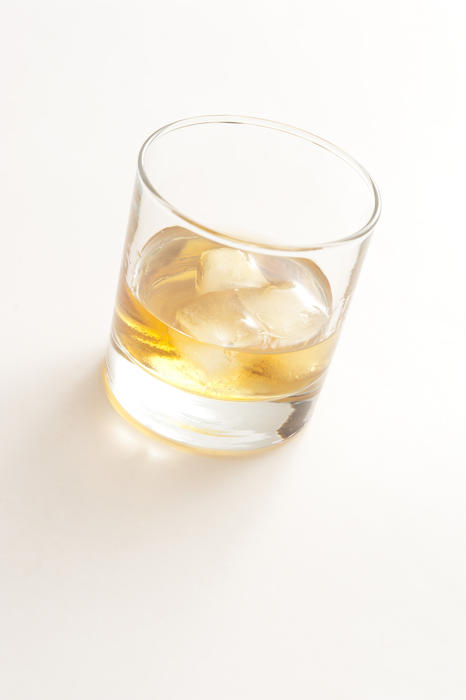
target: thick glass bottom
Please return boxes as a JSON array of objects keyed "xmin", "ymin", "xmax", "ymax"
[{"xmin": 104, "ymin": 339, "xmax": 321, "ymax": 452}]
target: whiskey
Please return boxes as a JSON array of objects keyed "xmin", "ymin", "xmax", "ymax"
[{"xmin": 112, "ymin": 227, "xmax": 335, "ymax": 402}]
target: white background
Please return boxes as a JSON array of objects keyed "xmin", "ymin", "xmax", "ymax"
[{"xmin": 1, "ymin": 1, "xmax": 465, "ymax": 698}]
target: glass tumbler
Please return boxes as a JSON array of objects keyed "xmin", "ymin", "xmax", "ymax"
[{"xmin": 105, "ymin": 116, "xmax": 380, "ymax": 452}]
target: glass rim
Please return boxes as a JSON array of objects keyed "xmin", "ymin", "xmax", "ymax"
[{"xmin": 138, "ymin": 115, "xmax": 381, "ymax": 254}]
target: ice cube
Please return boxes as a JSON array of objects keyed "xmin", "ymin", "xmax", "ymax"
[
  {"xmin": 173, "ymin": 330, "xmax": 233, "ymax": 378},
  {"xmin": 196, "ymin": 247, "xmax": 268, "ymax": 294},
  {"xmin": 177, "ymin": 272, "xmax": 328, "ymax": 351},
  {"xmin": 176, "ymin": 290, "xmax": 265, "ymax": 348},
  {"xmin": 238, "ymin": 283, "xmax": 328, "ymax": 349}
]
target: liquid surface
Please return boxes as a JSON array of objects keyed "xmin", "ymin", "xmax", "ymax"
[{"xmin": 112, "ymin": 227, "xmax": 336, "ymax": 400}]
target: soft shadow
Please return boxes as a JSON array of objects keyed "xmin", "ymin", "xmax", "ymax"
[{"xmin": 6, "ymin": 359, "xmax": 289, "ymax": 561}]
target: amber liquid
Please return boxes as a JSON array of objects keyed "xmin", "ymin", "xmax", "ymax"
[{"xmin": 112, "ymin": 228, "xmax": 336, "ymax": 401}]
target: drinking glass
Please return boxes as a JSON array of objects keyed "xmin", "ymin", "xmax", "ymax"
[{"xmin": 105, "ymin": 116, "xmax": 380, "ymax": 452}]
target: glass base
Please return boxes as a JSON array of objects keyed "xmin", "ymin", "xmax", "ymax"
[{"xmin": 104, "ymin": 340, "xmax": 321, "ymax": 452}]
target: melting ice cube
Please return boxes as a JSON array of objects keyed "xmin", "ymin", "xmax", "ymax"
[
  {"xmin": 196, "ymin": 247, "xmax": 268, "ymax": 294},
  {"xmin": 177, "ymin": 246, "xmax": 330, "ymax": 351},
  {"xmin": 238, "ymin": 284, "xmax": 328, "ymax": 349},
  {"xmin": 176, "ymin": 290, "xmax": 265, "ymax": 348},
  {"xmin": 176, "ymin": 283, "xmax": 328, "ymax": 351}
]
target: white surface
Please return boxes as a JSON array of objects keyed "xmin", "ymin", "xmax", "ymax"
[{"xmin": 1, "ymin": 1, "xmax": 465, "ymax": 698}]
